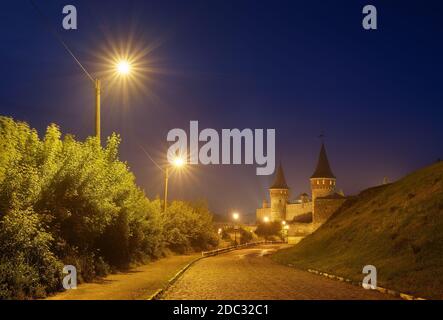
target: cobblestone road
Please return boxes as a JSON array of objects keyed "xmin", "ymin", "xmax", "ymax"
[{"xmin": 163, "ymin": 244, "xmax": 395, "ymax": 300}]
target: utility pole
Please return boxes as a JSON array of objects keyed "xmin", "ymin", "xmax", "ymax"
[
  {"xmin": 95, "ymin": 79, "xmax": 101, "ymax": 142},
  {"xmin": 163, "ymin": 167, "xmax": 169, "ymax": 212}
]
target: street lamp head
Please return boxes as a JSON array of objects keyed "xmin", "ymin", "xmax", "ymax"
[
  {"xmin": 282, "ymin": 220, "xmax": 286, "ymax": 225},
  {"xmin": 263, "ymin": 216, "xmax": 269, "ymax": 223},
  {"xmin": 116, "ymin": 60, "xmax": 131, "ymax": 75},
  {"xmin": 172, "ymin": 156, "xmax": 185, "ymax": 168},
  {"xmin": 232, "ymin": 212, "xmax": 239, "ymax": 220}
]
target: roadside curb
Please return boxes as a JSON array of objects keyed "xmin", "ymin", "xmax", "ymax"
[
  {"xmin": 148, "ymin": 256, "xmax": 204, "ymax": 300},
  {"xmin": 201, "ymin": 240, "xmax": 284, "ymax": 257},
  {"xmin": 305, "ymin": 268, "xmax": 426, "ymax": 300},
  {"xmin": 148, "ymin": 241, "xmax": 286, "ymax": 300}
]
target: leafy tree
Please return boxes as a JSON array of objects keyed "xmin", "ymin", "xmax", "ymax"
[
  {"xmin": 255, "ymin": 221, "xmax": 282, "ymax": 240},
  {"xmin": 0, "ymin": 116, "xmax": 218, "ymax": 299},
  {"xmin": 0, "ymin": 209, "xmax": 63, "ymax": 299},
  {"xmin": 239, "ymin": 228, "xmax": 254, "ymax": 244},
  {"xmin": 162, "ymin": 201, "xmax": 218, "ymax": 253}
]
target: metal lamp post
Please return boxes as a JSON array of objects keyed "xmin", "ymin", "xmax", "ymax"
[
  {"xmin": 163, "ymin": 157, "xmax": 185, "ymax": 212},
  {"xmin": 232, "ymin": 212, "xmax": 240, "ymax": 245}
]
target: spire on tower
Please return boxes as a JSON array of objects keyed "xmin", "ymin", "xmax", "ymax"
[
  {"xmin": 311, "ymin": 143, "xmax": 335, "ymax": 178},
  {"xmin": 270, "ymin": 163, "xmax": 289, "ymax": 189}
]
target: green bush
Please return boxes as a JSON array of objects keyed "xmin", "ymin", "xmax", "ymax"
[
  {"xmin": 0, "ymin": 116, "xmax": 218, "ymax": 299},
  {"xmin": 255, "ymin": 221, "xmax": 282, "ymax": 240},
  {"xmin": 220, "ymin": 227, "xmax": 254, "ymax": 245},
  {"xmin": 0, "ymin": 209, "xmax": 63, "ymax": 299},
  {"xmin": 239, "ymin": 228, "xmax": 254, "ymax": 244},
  {"xmin": 162, "ymin": 200, "xmax": 218, "ymax": 253}
]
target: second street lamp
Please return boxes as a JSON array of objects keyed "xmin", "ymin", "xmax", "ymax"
[{"xmin": 163, "ymin": 156, "xmax": 185, "ymax": 212}]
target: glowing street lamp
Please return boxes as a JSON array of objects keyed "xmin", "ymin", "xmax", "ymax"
[
  {"xmin": 116, "ymin": 60, "xmax": 131, "ymax": 75},
  {"xmin": 263, "ymin": 216, "xmax": 270, "ymax": 223},
  {"xmin": 173, "ymin": 157, "xmax": 185, "ymax": 168},
  {"xmin": 163, "ymin": 156, "xmax": 186, "ymax": 212},
  {"xmin": 94, "ymin": 59, "xmax": 132, "ymax": 143},
  {"xmin": 32, "ymin": 0, "xmax": 141, "ymax": 145}
]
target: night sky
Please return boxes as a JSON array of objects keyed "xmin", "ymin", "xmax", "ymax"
[{"xmin": 1, "ymin": 1, "xmax": 442, "ymax": 220}]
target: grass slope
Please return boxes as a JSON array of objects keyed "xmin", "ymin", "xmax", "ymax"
[{"xmin": 272, "ymin": 162, "xmax": 443, "ymax": 299}]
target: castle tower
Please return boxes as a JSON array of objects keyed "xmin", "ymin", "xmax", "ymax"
[
  {"xmin": 310, "ymin": 143, "xmax": 336, "ymax": 201},
  {"xmin": 269, "ymin": 163, "xmax": 289, "ymax": 221}
]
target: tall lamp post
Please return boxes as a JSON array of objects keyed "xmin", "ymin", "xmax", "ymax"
[
  {"xmin": 95, "ymin": 60, "xmax": 131, "ymax": 142},
  {"xmin": 95, "ymin": 79, "xmax": 101, "ymax": 141},
  {"xmin": 29, "ymin": 1, "xmax": 132, "ymax": 143},
  {"xmin": 283, "ymin": 225, "xmax": 290, "ymax": 243},
  {"xmin": 163, "ymin": 156, "xmax": 185, "ymax": 212},
  {"xmin": 232, "ymin": 212, "xmax": 240, "ymax": 245}
]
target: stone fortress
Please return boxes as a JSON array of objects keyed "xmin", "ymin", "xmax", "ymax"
[{"xmin": 256, "ymin": 143, "xmax": 347, "ymax": 237}]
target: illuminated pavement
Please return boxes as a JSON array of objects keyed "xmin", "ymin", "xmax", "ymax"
[{"xmin": 163, "ymin": 244, "xmax": 395, "ymax": 300}]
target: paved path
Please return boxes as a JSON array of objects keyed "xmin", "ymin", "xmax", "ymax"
[{"xmin": 163, "ymin": 244, "xmax": 395, "ymax": 300}]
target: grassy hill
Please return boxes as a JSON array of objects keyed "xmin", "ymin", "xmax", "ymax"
[{"xmin": 272, "ymin": 161, "xmax": 443, "ymax": 299}]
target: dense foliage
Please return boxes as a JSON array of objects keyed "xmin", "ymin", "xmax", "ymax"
[
  {"xmin": 0, "ymin": 117, "xmax": 218, "ymax": 299},
  {"xmin": 221, "ymin": 227, "xmax": 254, "ymax": 245},
  {"xmin": 162, "ymin": 201, "xmax": 219, "ymax": 253},
  {"xmin": 254, "ymin": 221, "xmax": 282, "ymax": 240}
]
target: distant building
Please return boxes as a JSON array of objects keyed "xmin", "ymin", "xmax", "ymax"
[{"xmin": 256, "ymin": 143, "xmax": 347, "ymax": 238}]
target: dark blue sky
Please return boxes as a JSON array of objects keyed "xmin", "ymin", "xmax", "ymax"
[{"xmin": 1, "ymin": 1, "xmax": 442, "ymax": 219}]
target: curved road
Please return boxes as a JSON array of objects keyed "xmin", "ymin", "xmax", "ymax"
[{"xmin": 163, "ymin": 244, "xmax": 394, "ymax": 300}]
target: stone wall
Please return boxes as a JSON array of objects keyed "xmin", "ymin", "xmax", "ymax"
[
  {"xmin": 287, "ymin": 222, "xmax": 317, "ymax": 236},
  {"xmin": 313, "ymin": 198, "xmax": 347, "ymax": 224},
  {"xmin": 287, "ymin": 236, "xmax": 304, "ymax": 245},
  {"xmin": 286, "ymin": 202, "xmax": 312, "ymax": 221},
  {"xmin": 256, "ymin": 207, "xmax": 271, "ymax": 223},
  {"xmin": 270, "ymin": 189, "xmax": 289, "ymax": 221},
  {"xmin": 310, "ymin": 178, "xmax": 336, "ymax": 201}
]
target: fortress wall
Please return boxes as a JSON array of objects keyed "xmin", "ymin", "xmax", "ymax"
[
  {"xmin": 256, "ymin": 207, "xmax": 271, "ymax": 223},
  {"xmin": 287, "ymin": 222, "xmax": 316, "ymax": 236},
  {"xmin": 313, "ymin": 198, "xmax": 347, "ymax": 224},
  {"xmin": 286, "ymin": 202, "xmax": 312, "ymax": 221}
]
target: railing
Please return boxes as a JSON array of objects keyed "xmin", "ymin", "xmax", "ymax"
[{"xmin": 201, "ymin": 240, "xmax": 284, "ymax": 257}]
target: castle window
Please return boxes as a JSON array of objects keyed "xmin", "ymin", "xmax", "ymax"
[
  {"xmin": 322, "ymin": 180, "xmax": 325, "ymax": 185},
  {"xmin": 330, "ymin": 180, "xmax": 332, "ymax": 185}
]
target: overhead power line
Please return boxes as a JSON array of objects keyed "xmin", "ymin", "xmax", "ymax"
[
  {"xmin": 29, "ymin": 0, "xmax": 95, "ymax": 83},
  {"xmin": 139, "ymin": 144, "xmax": 165, "ymax": 172}
]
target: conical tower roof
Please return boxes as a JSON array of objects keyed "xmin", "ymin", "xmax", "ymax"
[
  {"xmin": 311, "ymin": 143, "xmax": 335, "ymax": 178},
  {"xmin": 270, "ymin": 163, "xmax": 289, "ymax": 189}
]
